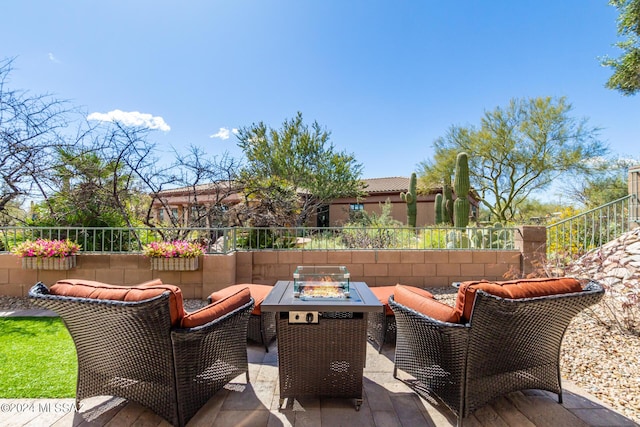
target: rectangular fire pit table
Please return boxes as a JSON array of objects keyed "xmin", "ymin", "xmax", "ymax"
[{"xmin": 261, "ymin": 280, "xmax": 383, "ymax": 410}]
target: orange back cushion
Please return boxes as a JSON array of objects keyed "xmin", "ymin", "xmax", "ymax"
[
  {"xmin": 50, "ymin": 279, "xmax": 185, "ymax": 326},
  {"xmin": 393, "ymin": 284, "xmax": 460, "ymax": 323},
  {"xmin": 181, "ymin": 287, "xmax": 251, "ymax": 328},
  {"xmin": 454, "ymin": 277, "xmax": 583, "ymax": 322},
  {"xmin": 370, "ymin": 285, "xmax": 435, "ymax": 316},
  {"xmin": 209, "ymin": 284, "xmax": 272, "ymax": 315}
]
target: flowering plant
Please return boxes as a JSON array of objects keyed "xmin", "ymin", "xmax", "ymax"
[
  {"xmin": 142, "ymin": 240, "xmax": 204, "ymax": 258},
  {"xmin": 12, "ymin": 239, "xmax": 81, "ymax": 258}
]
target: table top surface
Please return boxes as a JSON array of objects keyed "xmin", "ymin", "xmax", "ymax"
[{"xmin": 261, "ymin": 281, "xmax": 383, "ymax": 312}]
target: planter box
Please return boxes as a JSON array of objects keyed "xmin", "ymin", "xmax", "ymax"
[
  {"xmin": 22, "ymin": 255, "xmax": 77, "ymax": 270},
  {"xmin": 150, "ymin": 257, "xmax": 199, "ymax": 271}
]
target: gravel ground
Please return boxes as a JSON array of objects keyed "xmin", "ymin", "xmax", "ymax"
[
  {"xmin": 561, "ymin": 307, "xmax": 640, "ymax": 422},
  {"xmin": 2, "ymin": 291, "xmax": 638, "ymax": 423}
]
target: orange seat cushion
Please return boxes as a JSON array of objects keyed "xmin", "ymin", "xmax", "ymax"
[
  {"xmin": 181, "ymin": 287, "xmax": 251, "ymax": 328},
  {"xmin": 454, "ymin": 277, "xmax": 583, "ymax": 323},
  {"xmin": 50, "ymin": 279, "xmax": 185, "ymax": 326},
  {"xmin": 370, "ymin": 285, "xmax": 435, "ymax": 316},
  {"xmin": 209, "ymin": 284, "xmax": 273, "ymax": 315},
  {"xmin": 393, "ymin": 284, "xmax": 460, "ymax": 323}
]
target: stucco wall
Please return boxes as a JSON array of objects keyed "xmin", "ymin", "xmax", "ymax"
[{"xmin": 329, "ymin": 196, "xmax": 434, "ymax": 227}]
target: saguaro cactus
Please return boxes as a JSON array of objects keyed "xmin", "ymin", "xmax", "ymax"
[
  {"xmin": 434, "ymin": 193, "xmax": 443, "ymax": 224},
  {"xmin": 442, "ymin": 175, "xmax": 453, "ymax": 225},
  {"xmin": 453, "ymin": 152, "xmax": 470, "ymax": 228},
  {"xmin": 454, "ymin": 152, "xmax": 470, "ymax": 196},
  {"xmin": 400, "ymin": 172, "xmax": 418, "ymax": 228}
]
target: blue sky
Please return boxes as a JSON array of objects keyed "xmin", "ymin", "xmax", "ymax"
[{"xmin": 2, "ymin": 1, "xmax": 638, "ymax": 191}]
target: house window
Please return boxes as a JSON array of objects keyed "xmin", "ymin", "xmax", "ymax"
[
  {"xmin": 350, "ymin": 203, "xmax": 364, "ymax": 211},
  {"xmin": 171, "ymin": 208, "xmax": 178, "ymax": 220},
  {"xmin": 158, "ymin": 210, "xmax": 164, "ymax": 222}
]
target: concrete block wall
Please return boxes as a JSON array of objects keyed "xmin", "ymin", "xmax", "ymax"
[
  {"xmin": 0, "ymin": 226, "xmax": 543, "ymax": 298},
  {"xmin": 515, "ymin": 225, "xmax": 547, "ymax": 275},
  {"xmin": 249, "ymin": 249, "xmax": 520, "ymax": 288},
  {"xmin": 0, "ymin": 249, "xmax": 520, "ymax": 298},
  {"xmin": 0, "ymin": 254, "xmax": 208, "ymax": 299}
]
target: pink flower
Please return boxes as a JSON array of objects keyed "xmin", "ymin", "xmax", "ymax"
[
  {"xmin": 142, "ymin": 240, "xmax": 204, "ymax": 258},
  {"xmin": 11, "ymin": 239, "xmax": 81, "ymax": 258}
]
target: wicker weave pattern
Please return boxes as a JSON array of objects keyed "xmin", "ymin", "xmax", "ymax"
[
  {"xmin": 247, "ymin": 311, "xmax": 277, "ymax": 351},
  {"xmin": 390, "ymin": 280, "xmax": 604, "ymax": 425},
  {"xmin": 172, "ymin": 301, "xmax": 252, "ymax": 426},
  {"xmin": 276, "ymin": 312, "xmax": 367, "ymax": 399},
  {"xmin": 29, "ymin": 282, "xmax": 253, "ymax": 427},
  {"xmin": 367, "ymin": 312, "xmax": 396, "ymax": 351}
]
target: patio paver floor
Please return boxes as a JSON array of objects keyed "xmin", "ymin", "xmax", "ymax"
[
  {"xmin": 1, "ymin": 309, "xmax": 637, "ymax": 426},
  {"xmin": 0, "ymin": 338, "xmax": 637, "ymax": 427}
]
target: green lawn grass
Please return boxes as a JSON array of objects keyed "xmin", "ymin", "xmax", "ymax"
[{"xmin": 0, "ymin": 317, "xmax": 76, "ymax": 398}]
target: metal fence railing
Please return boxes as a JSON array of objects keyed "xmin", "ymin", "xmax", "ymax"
[
  {"xmin": 0, "ymin": 224, "xmax": 519, "ymax": 254},
  {"xmin": 546, "ymin": 195, "xmax": 633, "ymax": 263},
  {"xmin": 630, "ymin": 167, "xmax": 640, "ymax": 224}
]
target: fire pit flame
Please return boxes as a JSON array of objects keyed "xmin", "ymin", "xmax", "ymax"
[{"xmin": 293, "ymin": 267, "xmax": 350, "ymax": 300}]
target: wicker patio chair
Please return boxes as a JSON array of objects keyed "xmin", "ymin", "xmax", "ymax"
[
  {"xmin": 208, "ymin": 284, "xmax": 277, "ymax": 352},
  {"xmin": 29, "ymin": 281, "xmax": 253, "ymax": 427},
  {"xmin": 389, "ymin": 278, "xmax": 604, "ymax": 427},
  {"xmin": 367, "ymin": 286, "xmax": 397, "ymax": 352},
  {"xmin": 367, "ymin": 308, "xmax": 396, "ymax": 352}
]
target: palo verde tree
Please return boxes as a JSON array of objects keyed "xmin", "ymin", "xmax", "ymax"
[
  {"xmin": 418, "ymin": 97, "xmax": 607, "ymax": 223},
  {"xmin": 562, "ymin": 157, "xmax": 637, "ymax": 208},
  {"xmin": 602, "ymin": 0, "xmax": 640, "ymax": 95},
  {"xmin": 236, "ymin": 112, "xmax": 365, "ymax": 227},
  {"xmin": 31, "ymin": 147, "xmax": 136, "ymax": 227}
]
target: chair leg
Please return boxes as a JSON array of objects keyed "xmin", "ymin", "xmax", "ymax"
[
  {"xmin": 378, "ymin": 314, "xmax": 387, "ymax": 353},
  {"xmin": 260, "ymin": 315, "xmax": 269, "ymax": 352},
  {"xmin": 557, "ymin": 368, "xmax": 563, "ymax": 403}
]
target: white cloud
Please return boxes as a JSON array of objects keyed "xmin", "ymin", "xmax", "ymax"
[
  {"xmin": 232, "ymin": 128, "xmax": 239, "ymax": 135},
  {"xmin": 87, "ymin": 110, "xmax": 171, "ymax": 131},
  {"xmin": 210, "ymin": 127, "xmax": 231, "ymax": 140},
  {"xmin": 47, "ymin": 53, "xmax": 60, "ymax": 63}
]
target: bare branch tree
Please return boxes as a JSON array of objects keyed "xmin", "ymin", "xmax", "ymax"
[
  {"xmin": 0, "ymin": 57, "xmax": 75, "ymax": 217},
  {"xmin": 160, "ymin": 145, "xmax": 242, "ymax": 228}
]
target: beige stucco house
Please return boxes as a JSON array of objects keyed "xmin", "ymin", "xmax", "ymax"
[{"xmin": 151, "ymin": 177, "xmax": 479, "ymax": 227}]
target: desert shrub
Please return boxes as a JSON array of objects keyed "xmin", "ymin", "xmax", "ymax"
[
  {"xmin": 340, "ymin": 201, "xmax": 409, "ymax": 249},
  {"xmin": 235, "ymin": 228, "xmax": 297, "ymax": 249}
]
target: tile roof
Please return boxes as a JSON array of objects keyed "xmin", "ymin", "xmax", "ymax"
[
  {"xmin": 362, "ymin": 177, "xmax": 411, "ymax": 193},
  {"xmin": 154, "ymin": 182, "xmax": 235, "ymax": 196},
  {"xmin": 156, "ymin": 176, "xmax": 433, "ymax": 196}
]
